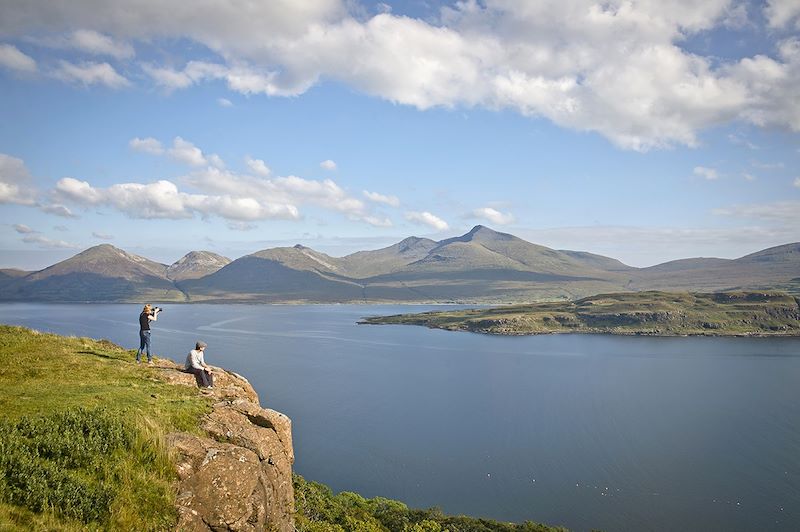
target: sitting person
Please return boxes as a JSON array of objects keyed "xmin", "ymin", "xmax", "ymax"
[{"xmin": 185, "ymin": 341, "xmax": 214, "ymax": 388}]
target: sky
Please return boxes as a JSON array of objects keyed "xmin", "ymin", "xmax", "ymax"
[{"xmin": 0, "ymin": 0, "xmax": 798, "ymax": 269}]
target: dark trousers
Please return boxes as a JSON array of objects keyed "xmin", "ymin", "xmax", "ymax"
[
  {"xmin": 188, "ymin": 367, "xmax": 213, "ymax": 388},
  {"xmin": 136, "ymin": 330, "xmax": 151, "ymax": 362}
]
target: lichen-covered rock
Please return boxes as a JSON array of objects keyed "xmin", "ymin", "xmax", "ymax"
[{"xmin": 159, "ymin": 362, "xmax": 294, "ymax": 531}]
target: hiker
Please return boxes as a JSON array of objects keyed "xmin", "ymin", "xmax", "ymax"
[
  {"xmin": 136, "ymin": 304, "xmax": 161, "ymax": 364},
  {"xmin": 185, "ymin": 341, "xmax": 214, "ymax": 388}
]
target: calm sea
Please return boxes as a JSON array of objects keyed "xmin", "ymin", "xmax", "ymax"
[{"xmin": 1, "ymin": 303, "xmax": 798, "ymax": 532}]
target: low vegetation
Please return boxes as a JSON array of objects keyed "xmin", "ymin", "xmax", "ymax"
[
  {"xmin": 362, "ymin": 291, "xmax": 800, "ymax": 336},
  {"xmin": 294, "ymin": 475, "xmax": 566, "ymax": 532},
  {"xmin": 0, "ymin": 325, "xmax": 210, "ymax": 530}
]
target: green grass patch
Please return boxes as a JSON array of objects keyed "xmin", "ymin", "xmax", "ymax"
[{"xmin": 0, "ymin": 325, "xmax": 211, "ymax": 531}]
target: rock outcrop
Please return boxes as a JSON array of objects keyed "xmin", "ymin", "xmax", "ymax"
[{"xmin": 157, "ymin": 362, "xmax": 294, "ymax": 531}]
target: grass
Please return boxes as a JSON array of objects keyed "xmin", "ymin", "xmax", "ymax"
[
  {"xmin": 0, "ymin": 325, "xmax": 211, "ymax": 531},
  {"xmin": 363, "ymin": 291, "xmax": 800, "ymax": 336}
]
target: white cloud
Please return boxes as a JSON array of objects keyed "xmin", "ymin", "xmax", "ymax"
[
  {"xmin": 320, "ymin": 159, "xmax": 337, "ymax": 171},
  {"xmin": 713, "ymin": 200, "xmax": 800, "ymax": 223},
  {"xmin": 217, "ymin": 97, "xmax": 233, "ymax": 107},
  {"xmin": 405, "ymin": 210, "xmax": 449, "ymax": 231},
  {"xmin": 21, "ymin": 234, "xmax": 77, "ymax": 249},
  {"xmin": 168, "ymin": 136, "xmax": 208, "ymax": 166},
  {"xmin": 54, "ymin": 176, "xmax": 299, "ymax": 222},
  {"xmin": 227, "ymin": 221, "xmax": 257, "ymax": 231},
  {"xmin": 794, "ymin": 177, "xmax": 800, "ymax": 187},
  {"xmin": 0, "ymin": 153, "xmax": 37, "ymax": 205},
  {"xmin": 6, "ymin": 1, "xmax": 800, "ymax": 148},
  {"xmin": 53, "ymin": 60, "xmax": 129, "ymax": 88},
  {"xmin": 0, "ymin": 44, "xmax": 37, "ymax": 73},
  {"xmin": 12, "ymin": 224, "xmax": 37, "ymax": 234},
  {"xmin": 129, "ymin": 137, "xmax": 164, "ymax": 155},
  {"xmin": 92, "ymin": 231, "xmax": 113, "ymax": 240},
  {"xmin": 743, "ymin": 172, "xmax": 756, "ymax": 181},
  {"xmin": 765, "ymin": 0, "xmax": 800, "ymax": 28},
  {"xmin": 363, "ymin": 190, "xmax": 400, "ymax": 207},
  {"xmin": 141, "ymin": 63, "xmax": 193, "ymax": 90},
  {"xmin": 245, "ymin": 156, "xmax": 270, "ymax": 176},
  {"xmin": 693, "ymin": 166, "xmax": 719, "ymax": 180},
  {"xmin": 470, "ymin": 206, "xmax": 515, "ymax": 225},
  {"xmin": 40, "ymin": 203, "xmax": 77, "ymax": 218},
  {"xmin": 68, "ymin": 29, "xmax": 134, "ymax": 59},
  {"xmin": 53, "ymin": 225, "xmax": 68, "ymax": 232},
  {"xmin": 185, "ymin": 166, "xmax": 389, "ymax": 226}
]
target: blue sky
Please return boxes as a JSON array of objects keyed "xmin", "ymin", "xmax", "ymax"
[{"xmin": 0, "ymin": 0, "xmax": 798, "ymax": 269}]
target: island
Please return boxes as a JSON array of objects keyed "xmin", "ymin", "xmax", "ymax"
[{"xmin": 361, "ymin": 291, "xmax": 800, "ymax": 336}]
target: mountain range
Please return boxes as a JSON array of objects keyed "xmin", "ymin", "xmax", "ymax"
[{"xmin": 1, "ymin": 225, "xmax": 798, "ymax": 303}]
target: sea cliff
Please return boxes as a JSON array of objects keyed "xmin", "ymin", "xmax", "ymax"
[{"xmin": 157, "ymin": 362, "xmax": 295, "ymax": 531}]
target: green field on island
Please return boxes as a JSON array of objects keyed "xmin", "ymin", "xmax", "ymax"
[{"xmin": 362, "ymin": 291, "xmax": 800, "ymax": 337}]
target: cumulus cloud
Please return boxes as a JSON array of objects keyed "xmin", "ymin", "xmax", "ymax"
[
  {"xmin": 185, "ymin": 166, "xmax": 389, "ymax": 226},
  {"xmin": 469, "ymin": 206, "xmax": 515, "ymax": 225},
  {"xmin": 39, "ymin": 203, "xmax": 78, "ymax": 218},
  {"xmin": 53, "ymin": 60, "xmax": 129, "ymax": 88},
  {"xmin": 363, "ymin": 190, "xmax": 400, "ymax": 207},
  {"xmin": 217, "ymin": 97, "xmax": 233, "ymax": 107},
  {"xmin": 694, "ymin": 166, "xmax": 719, "ymax": 180},
  {"xmin": 92, "ymin": 231, "xmax": 113, "ymax": 240},
  {"xmin": 161, "ymin": 136, "xmax": 224, "ymax": 168},
  {"xmin": 54, "ymin": 176, "xmax": 300, "ymax": 221},
  {"xmin": 21, "ymin": 234, "xmax": 77, "ymax": 249},
  {"xmin": 320, "ymin": 159, "xmax": 337, "ymax": 171},
  {"xmin": 168, "ymin": 136, "xmax": 208, "ymax": 166},
  {"xmin": 12, "ymin": 224, "xmax": 36, "ymax": 234},
  {"xmin": 7, "ymin": 1, "xmax": 798, "ymax": 148},
  {"xmin": 405, "ymin": 210, "xmax": 449, "ymax": 231},
  {"xmin": 129, "ymin": 136, "xmax": 164, "ymax": 155},
  {"xmin": 0, "ymin": 44, "xmax": 37, "ymax": 73},
  {"xmin": 0, "ymin": 153, "xmax": 37, "ymax": 205},
  {"xmin": 765, "ymin": 0, "xmax": 800, "ymax": 28},
  {"xmin": 245, "ymin": 156, "xmax": 270, "ymax": 176}
]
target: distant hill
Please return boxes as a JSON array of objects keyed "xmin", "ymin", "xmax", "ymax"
[
  {"xmin": 1, "ymin": 228, "xmax": 798, "ymax": 303},
  {"xmin": 1, "ymin": 244, "xmax": 185, "ymax": 302},
  {"xmin": 167, "ymin": 251, "xmax": 231, "ymax": 281}
]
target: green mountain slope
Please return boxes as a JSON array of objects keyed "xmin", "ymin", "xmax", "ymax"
[{"xmin": 1, "ymin": 228, "xmax": 798, "ymax": 303}]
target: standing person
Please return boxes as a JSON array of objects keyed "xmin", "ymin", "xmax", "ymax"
[
  {"xmin": 185, "ymin": 341, "xmax": 214, "ymax": 388},
  {"xmin": 136, "ymin": 304, "xmax": 161, "ymax": 365}
]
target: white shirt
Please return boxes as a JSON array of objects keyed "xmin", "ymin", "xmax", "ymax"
[{"xmin": 185, "ymin": 348, "xmax": 206, "ymax": 370}]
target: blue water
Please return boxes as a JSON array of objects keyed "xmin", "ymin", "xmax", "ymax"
[{"xmin": 1, "ymin": 303, "xmax": 798, "ymax": 532}]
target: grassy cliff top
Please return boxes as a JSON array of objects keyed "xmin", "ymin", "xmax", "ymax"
[
  {"xmin": 0, "ymin": 325, "xmax": 212, "ymax": 531},
  {"xmin": 362, "ymin": 291, "xmax": 800, "ymax": 336}
]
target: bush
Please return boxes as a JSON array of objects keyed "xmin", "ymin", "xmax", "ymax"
[
  {"xmin": 293, "ymin": 475, "xmax": 567, "ymax": 532},
  {"xmin": 0, "ymin": 408, "xmax": 170, "ymax": 528}
]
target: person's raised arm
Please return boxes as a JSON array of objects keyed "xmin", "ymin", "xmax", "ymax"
[{"xmin": 148, "ymin": 308, "xmax": 160, "ymax": 321}]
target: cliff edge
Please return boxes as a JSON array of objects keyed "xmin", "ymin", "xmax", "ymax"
[{"xmin": 158, "ymin": 361, "xmax": 295, "ymax": 531}]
